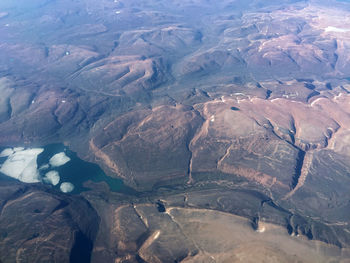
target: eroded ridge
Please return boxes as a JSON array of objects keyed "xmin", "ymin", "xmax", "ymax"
[
  {"xmin": 187, "ymin": 106, "xmax": 210, "ymax": 184},
  {"xmin": 283, "ymin": 151, "xmax": 314, "ymax": 200},
  {"xmin": 185, "ymin": 92, "xmax": 350, "ymax": 198},
  {"xmin": 89, "ymin": 139, "xmax": 125, "ymax": 179}
]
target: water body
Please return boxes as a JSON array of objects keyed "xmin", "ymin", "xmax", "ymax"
[{"xmin": 0, "ymin": 144, "xmax": 135, "ymax": 195}]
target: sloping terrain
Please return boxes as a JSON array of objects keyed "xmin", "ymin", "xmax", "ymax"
[
  {"xmin": 0, "ymin": 175, "xmax": 99, "ymax": 263},
  {"xmin": 1, "ymin": 0, "xmax": 350, "ymax": 262}
]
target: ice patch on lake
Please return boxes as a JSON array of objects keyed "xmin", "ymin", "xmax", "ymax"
[
  {"xmin": 0, "ymin": 148, "xmax": 44, "ymax": 183},
  {"xmin": 0, "ymin": 148, "xmax": 14, "ymax": 157},
  {"xmin": 49, "ymin": 152, "xmax": 71, "ymax": 167},
  {"xmin": 39, "ymin": 164, "xmax": 50, "ymax": 170},
  {"xmin": 60, "ymin": 182, "xmax": 74, "ymax": 193},
  {"xmin": 0, "ymin": 147, "xmax": 78, "ymax": 193},
  {"xmin": 43, "ymin": 171, "xmax": 60, "ymax": 186},
  {"xmin": 14, "ymin": 147, "xmax": 24, "ymax": 152}
]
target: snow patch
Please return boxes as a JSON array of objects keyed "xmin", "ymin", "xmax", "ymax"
[
  {"xmin": 256, "ymin": 226, "xmax": 266, "ymax": 233},
  {"xmin": 256, "ymin": 223, "xmax": 266, "ymax": 233},
  {"xmin": 153, "ymin": 230, "xmax": 160, "ymax": 240},
  {"xmin": 49, "ymin": 152, "xmax": 71, "ymax": 167},
  {"xmin": 0, "ymin": 148, "xmax": 44, "ymax": 183},
  {"xmin": 60, "ymin": 182, "xmax": 74, "ymax": 193},
  {"xmin": 325, "ymin": 26, "xmax": 350, "ymax": 33},
  {"xmin": 43, "ymin": 171, "xmax": 60, "ymax": 186},
  {"xmin": 310, "ymin": 98, "xmax": 323, "ymax": 107},
  {"xmin": 334, "ymin": 93, "xmax": 343, "ymax": 100}
]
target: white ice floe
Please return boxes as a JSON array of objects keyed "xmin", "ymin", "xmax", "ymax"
[
  {"xmin": 39, "ymin": 163, "xmax": 50, "ymax": 170},
  {"xmin": 60, "ymin": 182, "xmax": 74, "ymax": 193},
  {"xmin": 49, "ymin": 152, "xmax": 71, "ymax": 167},
  {"xmin": 43, "ymin": 171, "xmax": 60, "ymax": 186},
  {"xmin": 0, "ymin": 148, "xmax": 44, "ymax": 183},
  {"xmin": 0, "ymin": 148, "xmax": 14, "ymax": 157},
  {"xmin": 13, "ymin": 147, "xmax": 24, "ymax": 152},
  {"xmin": 325, "ymin": 26, "xmax": 350, "ymax": 33}
]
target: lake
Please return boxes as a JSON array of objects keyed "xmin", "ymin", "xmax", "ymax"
[{"xmin": 0, "ymin": 144, "xmax": 135, "ymax": 195}]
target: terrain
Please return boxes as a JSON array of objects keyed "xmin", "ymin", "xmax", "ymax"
[
  {"xmin": 0, "ymin": 175, "xmax": 99, "ymax": 263},
  {"xmin": 1, "ymin": 0, "xmax": 350, "ymax": 262}
]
